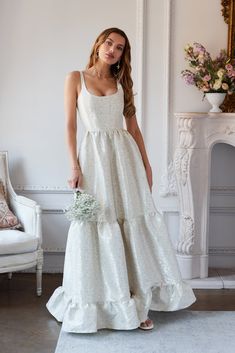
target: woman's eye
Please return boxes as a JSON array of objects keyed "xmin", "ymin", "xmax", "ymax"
[{"xmin": 105, "ymin": 40, "xmax": 123, "ymax": 51}]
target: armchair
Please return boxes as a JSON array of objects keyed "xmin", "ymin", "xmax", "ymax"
[{"xmin": 0, "ymin": 151, "xmax": 43, "ymax": 296}]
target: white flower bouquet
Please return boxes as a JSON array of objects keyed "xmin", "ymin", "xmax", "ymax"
[{"xmin": 64, "ymin": 189, "xmax": 101, "ymax": 222}]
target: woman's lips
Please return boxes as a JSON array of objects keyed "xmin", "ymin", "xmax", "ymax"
[{"xmin": 105, "ymin": 53, "xmax": 114, "ymax": 59}]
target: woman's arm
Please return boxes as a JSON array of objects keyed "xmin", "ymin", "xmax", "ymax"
[
  {"xmin": 64, "ymin": 71, "xmax": 83, "ymax": 189},
  {"xmin": 125, "ymin": 114, "xmax": 153, "ymax": 191}
]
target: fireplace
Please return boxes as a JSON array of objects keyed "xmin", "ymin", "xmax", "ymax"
[{"xmin": 174, "ymin": 112, "xmax": 235, "ymax": 282}]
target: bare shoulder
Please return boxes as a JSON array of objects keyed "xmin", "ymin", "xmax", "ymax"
[
  {"xmin": 64, "ymin": 71, "xmax": 83, "ymax": 96},
  {"xmin": 65, "ymin": 71, "xmax": 81, "ymax": 85}
]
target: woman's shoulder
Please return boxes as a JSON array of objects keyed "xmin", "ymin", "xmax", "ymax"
[
  {"xmin": 65, "ymin": 70, "xmax": 82, "ymax": 81},
  {"xmin": 64, "ymin": 71, "xmax": 84, "ymax": 93}
]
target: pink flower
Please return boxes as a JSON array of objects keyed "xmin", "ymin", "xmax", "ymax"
[
  {"xmin": 227, "ymin": 70, "xmax": 235, "ymax": 78},
  {"xmin": 204, "ymin": 74, "xmax": 211, "ymax": 81},
  {"xmin": 225, "ymin": 63, "xmax": 233, "ymax": 71}
]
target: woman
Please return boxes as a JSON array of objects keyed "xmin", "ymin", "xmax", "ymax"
[{"xmin": 46, "ymin": 27, "xmax": 196, "ymax": 333}]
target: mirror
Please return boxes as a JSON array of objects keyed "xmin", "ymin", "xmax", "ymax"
[{"xmin": 221, "ymin": 0, "xmax": 235, "ymax": 111}]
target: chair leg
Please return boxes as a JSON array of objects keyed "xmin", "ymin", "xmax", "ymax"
[
  {"xmin": 36, "ymin": 248, "xmax": 43, "ymax": 296},
  {"xmin": 36, "ymin": 265, "xmax": 42, "ymax": 296},
  {"xmin": 8, "ymin": 272, "xmax": 12, "ymax": 280}
]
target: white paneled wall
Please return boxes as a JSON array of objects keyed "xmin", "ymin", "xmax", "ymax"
[{"xmin": 0, "ymin": 0, "xmax": 232, "ymax": 272}]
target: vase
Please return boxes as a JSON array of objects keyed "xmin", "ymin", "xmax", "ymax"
[{"xmin": 205, "ymin": 93, "xmax": 226, "ymax": 113}]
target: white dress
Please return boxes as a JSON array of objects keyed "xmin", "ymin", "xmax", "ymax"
[{"xmin": 46, "ymin": 71, "xmax": 196, "ymax": 333}]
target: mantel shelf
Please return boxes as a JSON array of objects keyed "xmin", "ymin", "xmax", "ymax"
[
  {"xmin": 175, "ymin": 112, "xmax": 235, "ymax": 118},
  {"xmin": 175, "ymin": 112, "xmax": 235, "ymax": 119}
]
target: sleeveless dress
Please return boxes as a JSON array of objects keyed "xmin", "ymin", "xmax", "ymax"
[{"xmin": 46, "ymin": 71, "xmax": 196, "ymax": 333}]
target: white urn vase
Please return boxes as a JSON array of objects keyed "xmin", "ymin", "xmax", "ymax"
[{"xmin": 205, "ymin": 92, "xmax": 226, "ymax": 113}]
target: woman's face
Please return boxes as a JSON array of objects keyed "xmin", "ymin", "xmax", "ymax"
[{"xmin": 98, "ymin": 32, "xmax": 126, "ymax": 65}]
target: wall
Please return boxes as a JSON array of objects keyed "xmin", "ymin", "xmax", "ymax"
[{"xmin": 0, "ymin": 0, "xmax": 231, "ymax": 272}]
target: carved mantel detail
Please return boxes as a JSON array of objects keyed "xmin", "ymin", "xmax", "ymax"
[
  {"xmin": 174, "ymin": 149, "xmax": 189, "ymax": 186},
  {"xmin": 174, "ymin": 112, "xmax": 235, "ymax": 279},
  {"xmin": 177, "ymin": 117, "xmax": 196, "ymax": 148},
  {"xmin": 177, "ymin": 214, "xmax": 195, "ymax": 255}
]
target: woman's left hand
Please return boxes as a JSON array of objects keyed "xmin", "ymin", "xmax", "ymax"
[{"xmin": 145, "ymin": 164, "xmax": 153, "ymax": 192}]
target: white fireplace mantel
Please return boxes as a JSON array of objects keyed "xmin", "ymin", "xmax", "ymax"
[{"xmin": 174, "ymin": 112, "xmax": 235, "ymax": 280}]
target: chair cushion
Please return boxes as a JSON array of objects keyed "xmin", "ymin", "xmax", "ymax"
[
  {"xmin": 0, "ymin": 180, "xmax": 22, "ymax": 230},
  {"xmin": 0, "ymin": 252, "xmax": 38, "ymax": 270},
  {"xmin": 0, "ymin": 229, "xmax": 39, "ymax": 255}
]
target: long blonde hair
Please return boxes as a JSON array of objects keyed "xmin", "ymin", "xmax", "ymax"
[{"xmin": 86, "ymin": 27, "xmax": 136, "ymax": 119}]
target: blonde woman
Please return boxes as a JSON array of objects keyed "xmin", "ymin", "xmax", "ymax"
[{"xmin": 46, "ymin": 27, "xmax": 196, "ymax": 333}]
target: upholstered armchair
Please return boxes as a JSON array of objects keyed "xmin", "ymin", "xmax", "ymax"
[{"xmin": 0, "ymin": 151, "xmax": 43, "ymax": 296}]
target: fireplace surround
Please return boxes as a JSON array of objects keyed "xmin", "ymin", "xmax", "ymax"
[{"xmin": 174, "ymin": 112, "xmax": 235, "ymax": 280}]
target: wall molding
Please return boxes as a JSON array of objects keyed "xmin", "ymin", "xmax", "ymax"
[
  {"xmin": 159, "ymin": 0, "xmax": 174, "ymax": 197},
  {"xmin": 162, "ymin": 0, "xmax": 172, "ymax": 173},
  {"xmin": 210, "ymin": 186, "xmax": 235, "ymax": 196},
  {"xmin": 14, "ymin": 185, "xmax": 71, "ymax": 194},
  {"xmin": 209, "ymin": 247, "xmax": 235, "ymax": 255},
  {"xmin": 136, "ymin": 0, "xmax": 146, "ymax": 132},
  {"xmin": 210, "ymin": 206, "xmax": 235, "ymax": 214},
  {"xmin": 43, "ymin": 209, "xmax": 65, "ymax": 214},
  {"xmin": 43, "ymin": 247, "xmax": 235, "ymax": 255},
  {"xmin": 15, "ymin": 184, "xmax": 235, "ymax": 196}
]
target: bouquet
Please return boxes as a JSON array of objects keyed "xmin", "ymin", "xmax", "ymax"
[
  {"xmin": 181, "ymin": 42, "xmax": 235, "ymax": 98},
  {"xmin": 64, "ymin": 189, "xmax": 101, "ymax": 222}
]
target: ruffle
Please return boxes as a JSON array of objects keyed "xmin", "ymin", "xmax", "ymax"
[
  {"xmin": 46, "ymin": 287, "xmax": 141, "ymax": 333},
  {"xmin": 46, "ymin": 212, "xmax": 196, "ymax": 333},
  {"xmin": 46, "ymin": 281, "xmax": 195, "ymax": 333}
]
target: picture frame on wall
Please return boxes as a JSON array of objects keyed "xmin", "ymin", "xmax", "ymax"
[{"xmin": 221, "ymin": 0, "xmax": 235, "ymax": 111}]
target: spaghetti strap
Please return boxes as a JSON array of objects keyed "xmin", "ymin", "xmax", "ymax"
[{"xmin": 80, "ymin": 71, "xmax": 85, "ymax": 87}]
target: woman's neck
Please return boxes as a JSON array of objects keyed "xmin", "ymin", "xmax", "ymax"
[{"xmin": 92, "ymin": 62, "xmax": 112, "ymax": 79}]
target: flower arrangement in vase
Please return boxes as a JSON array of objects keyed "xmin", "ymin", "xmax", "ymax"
[{"xmin": 181, "ymin": 42, "xmax": 235, "ymax": 112}]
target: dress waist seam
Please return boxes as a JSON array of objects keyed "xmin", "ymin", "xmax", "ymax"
[{"xmin": 85, "ymin": 128, "xmax": 127, "ymax": 133}]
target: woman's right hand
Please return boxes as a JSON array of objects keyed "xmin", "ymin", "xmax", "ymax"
[{"xmin": 67, "ymin": 168, "xmax": 83, "ymax": 189}]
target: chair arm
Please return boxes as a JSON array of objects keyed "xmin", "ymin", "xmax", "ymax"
[{"xmin": 9, "ymin": 194, "xmax": 43, "ymax": 247}]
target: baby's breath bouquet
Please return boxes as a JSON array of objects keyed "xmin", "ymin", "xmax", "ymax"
[{"xmin": 64, "ymin": 189, "xmax": 101, "ymax": 222}]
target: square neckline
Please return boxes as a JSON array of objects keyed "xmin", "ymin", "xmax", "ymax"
[{"xmin": 81, "ymin": 71, "xmax": 120, "ymax": 98}]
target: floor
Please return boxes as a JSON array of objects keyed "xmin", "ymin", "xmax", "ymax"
[
  {"xmin": 0, "ymin": 271, "xmax": 235, "ymax": 353},
  {"xmin": 188, "ymin": 267, "xmax": 235, "ymax": 289}
]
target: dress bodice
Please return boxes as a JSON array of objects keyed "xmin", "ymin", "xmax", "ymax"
[{"xmin": 77, "ymin": 71, "xmax": 124, "ymax": 132}]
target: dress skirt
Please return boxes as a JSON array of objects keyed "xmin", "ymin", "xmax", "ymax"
[{"xmin": 46, "ymin": 129, "xmax": 196, "ymax": 333}]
